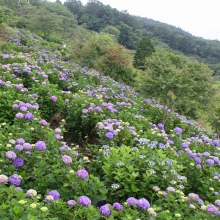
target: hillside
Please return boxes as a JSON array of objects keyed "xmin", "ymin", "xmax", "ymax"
[
  {"xmin": 1, "ymin": 0, "xmax": 220, "ymax": 76},
  {"xmin": 63, "ymin": 0, "xmax": 220, "ymax": 75},
  {"xmin": 1, "ymin": 27, "xmax": 220, "ymax": 219}
]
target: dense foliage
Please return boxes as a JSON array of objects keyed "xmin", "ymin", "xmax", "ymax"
[
  {"xmin": 0, "ymin": 27, "xmax": 220, "ymax": 220},
  {"xmin": 136, "ymin": 51, "xmax": 215, "ymax": 121},
  {"xmin": 133, "ymin": 36, "xmax": 155, "ymax": 69},
  {"xmin": 2, "ymin": 0, "xmax": 220, "ymax": 75}
]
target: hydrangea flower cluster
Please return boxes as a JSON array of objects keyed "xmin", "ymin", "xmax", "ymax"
[
  {"xmin": 100, "ymin": 204, "xmax": 111, "ymax": 216},
  {"xmin": 67, "ymin": 200, "xmax": 76, "ymax": 207},
  {"xmin": 26, "ymin": 189, "xmax": 37, "ymax": 197},
  {"xmin": 0, "ymin": 174, "xmax": 8, "ymax": 184},
  {"xmin": 76, "ymin": 169, "xmax": 89, "ymax": 179},
  {"xmin": 35, "ymin": 141, "xmax": 46, "ymax": 151},
  {"xmin": 78, "ymin": 196, "xmax": 91, "ymax": 207},
  {"xmin": 97, "ymin": 118, "xmax": 137, "ymax": 140},
  {"xmin": 9, "ymin": 174, "xmax": 21, "ymax": 186},
  {"xmin": 62, "ymin": 155, "xmax": 72, "ymax": 164},
  {"xmin": 45, "ymin": 190, "xmax": 60, "ymax": 202}
]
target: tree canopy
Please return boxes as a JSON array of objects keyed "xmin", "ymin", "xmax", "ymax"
[
  {"xmin": 133, "ymin": 36, "xmax": 155, "ymax": 69},
  {"xmin": 28, "ymin": 9, "xmax": 62, "ymax": 40},
  {"xmin": 137, "ymin": 51, "xmax": 215, "ymax": 123}
]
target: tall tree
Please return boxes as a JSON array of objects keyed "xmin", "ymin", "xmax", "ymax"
[
  {"xmin": 137, "ymin": 51, "xmax": 214, "ymax": 123},
  {"xmin": 0, "ymin": 6, "xmax": 11, "ymax": 26},
  {"xmin": 28, "ymin": 9, "xmax": 62, "ymax": 40},
  {"xmin": 133, "ymin": 36, "xmax": 155, "ymax": 70},
  {"xmin": 64, "ymin": 0, "xmax": 83, "ymax": 17},
  {"xmin": 117, "ymin": 22, "xmax": 138, "ymax": 49}
]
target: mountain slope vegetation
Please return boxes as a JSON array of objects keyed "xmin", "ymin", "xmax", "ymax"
[
  {"xmin": 0, "ymin": 2, "xmax": 220, "ymax": 219},
  {"xmin": 0, "ymin": 26, "xmax": 220, "ymax": 220}
]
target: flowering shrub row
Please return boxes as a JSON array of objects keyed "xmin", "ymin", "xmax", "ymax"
[{"xmin": 0, "ymin": 28, "xmax": 220, "ymax": 219}]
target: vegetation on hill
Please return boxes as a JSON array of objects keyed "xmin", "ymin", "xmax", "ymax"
[
  {"xmin": 0, "ymin": 27, "xmax": 220, "ymax": 220},
  {"xmin": 0, "ymin": 1, "xmax": 220, "ymax": 219}
]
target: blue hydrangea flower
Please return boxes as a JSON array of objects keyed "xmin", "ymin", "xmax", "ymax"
[{"xmin": 12, "ymin": 158, "xmax": 24, "ymax": 168}]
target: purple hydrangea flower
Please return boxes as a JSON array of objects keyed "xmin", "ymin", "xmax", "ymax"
[
  {"xmin": 82, "ymin": 109, "xmax": 88, "ymax": 114},
  {"xmin": 12, "ymin": 104, "xmax": 19, "ymax": 109},
  {"xmin": 159, "ymin": 143, "xmax": 165, "ymax": 149},
  {"xmin": 95, "ymin": 106, "xmax": 102, "ymax": 112},
  {"xmin": 105, "ymin": 132, "xmax": 114, "ymax": 139},
  {"xmin": 16, "ymin": 138, "xmax": 25, "ymax": 144},
  {"xmin": 15, "ymin": 112, "xmax": 24, "ymax": 119},
  {"xmin": 98, "ymin": 123, "xmax": 105, "ymax": 130},
  {"xmin": 206, "ymin": 205, "xmax": 219, "ymax": 214},
  {"xmin": 78, "ymin": 196, "xmax": 91, "ymax": 207},
  {"xmin": 60, "ymin": 145, "xmax": 70, "ymax": 152},
  {"xmin": 137, "ymin": 198, "xmax": 150, "ymax": 210},
  {"xmin": 6, "ymin": 151, "xmax": 17, "ymax": 160},
  {"xmin": 213, "ymin": 140, "xmax": 220, "ymax": 147},
  {"xmin": 55, "ymin": 134, "xmax": 61, "ymax": 140},
  {"xmin": 62, "ymin": 155, "xmax": 72, "ymax": 164},
  {"xmin": 25, "ymin": 112, "xmax": 34, "ymax": 120},
  {"xmin": 214, "ymin": 157, "xmax": 220, "ymax": 164},
  {"xmin": 48, "ymin": 190, "xmax": 60, "ymax": 200},
  {"xmin": 100, "ymin": 204, "xmax": 111, "ymax": 216},
  {"xmin": 32, "ymin": 93, "xmax": 38, "ymax": 98},
  {"xmin": 206, "ymin": 159, "xmax": 215, "ymax": 166},
  {"xmin": 158, "ymin": 123, "xmax": 164, "ymax": 129},
  {"xmin": 35, "ymin": 141, "xmax": 46, "ymax": 150},
  {"xmin": 12, "ymin": 158, "xmax": 24, "ymax": 168},
  {"xmin": 15, "ymin": 144, "xmax": 23, "ymax": 151},
  {"xmin": 20, "ymin": 106, "xmax": 28, "ymax": 112},
  {"xmin": 181, "ymin": 142, "xmax": 189, "ymax": 148},
  {"xmin": 126, "ymin": 197, "xmax": 138, "ymax": 206},
  {"xmin": 67, "ymin": 200, "xmax": 76, "ymax": 207},
  {"xmin": 188, "ymin": 193, "xmax": 199, "ymax": 200},
  {"xmin": 88, "ymin": 106, "xmax": 94, "ymax": 112},
  {"xmin": 203, "ymin": 152, "xmax": 210, "ymax": 157},
  {"xmin": 39, "ymin": 120, "xmax": 48, "ymax": 126},
  {"xmin": 65, "ymin": 99, "xmax": 69, "ymax": 104},
  {"xmin": 10, "ymin": 174, "xmax": 21, "ymax": 186},
  {"xmin": 76, "ymin": 169, "xmax": 89, "ymax": 179},
  {"xmin": 113, "ymin": 202, "xmax": 123, "ymax": 211},
  {"xmin": 194, "ymin": 157, "xmax": 201, "ymax": 164},
  {"xmin": 215, "ymin": 200, "xmax": 220, "ymax": 207},
  {"xmin": 51, "ymin": 96, "xmax": 57, "ymax": 102},
  {"xmin": 188, "ymin": 152, "xmax": 196, "ymax": 159},
  {"xmin": 174, "ymin": 127, "xmax": 182, "ymax": 134},
  {"xmin": 23, "ymin": 143, "xmax": 32, "ymax": 150},
  {"xmin": 204, "ymin": 137, "xmax": 211, "ymax": 143},
  {"xmin": 197, "ymin": 198, "xmax": 204, "ymax": 204}
]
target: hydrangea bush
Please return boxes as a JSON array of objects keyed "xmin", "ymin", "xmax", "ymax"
[{"xmin": 0, "ymin": 29, "xmax": 220, "ymax": 219}]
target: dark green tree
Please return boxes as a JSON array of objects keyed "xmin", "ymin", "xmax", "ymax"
[
  {"xmin": 133, "ymin": 36, "xmax": 155, "ymax": 70},
  {"xmin": 28, "ymin": 9, "xmax": 62, "ymax": 40},
  {"xmin": 137, "ymin": 51, "xmax": 214, "ymax": 123},
  {"xmin": 117, "ymin": 22, "xmax": 138, "ymax": 49},
  {"xmin": 102, "ymin": 26, "xmax": 120, "ymax": 39},
  {"xmin": 64, "ymin": 0, "xmax": 84, "ymax": 17},
  {"xmin": 0, "ymin": 6, "xmax": 10, "ymax": 26}
]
